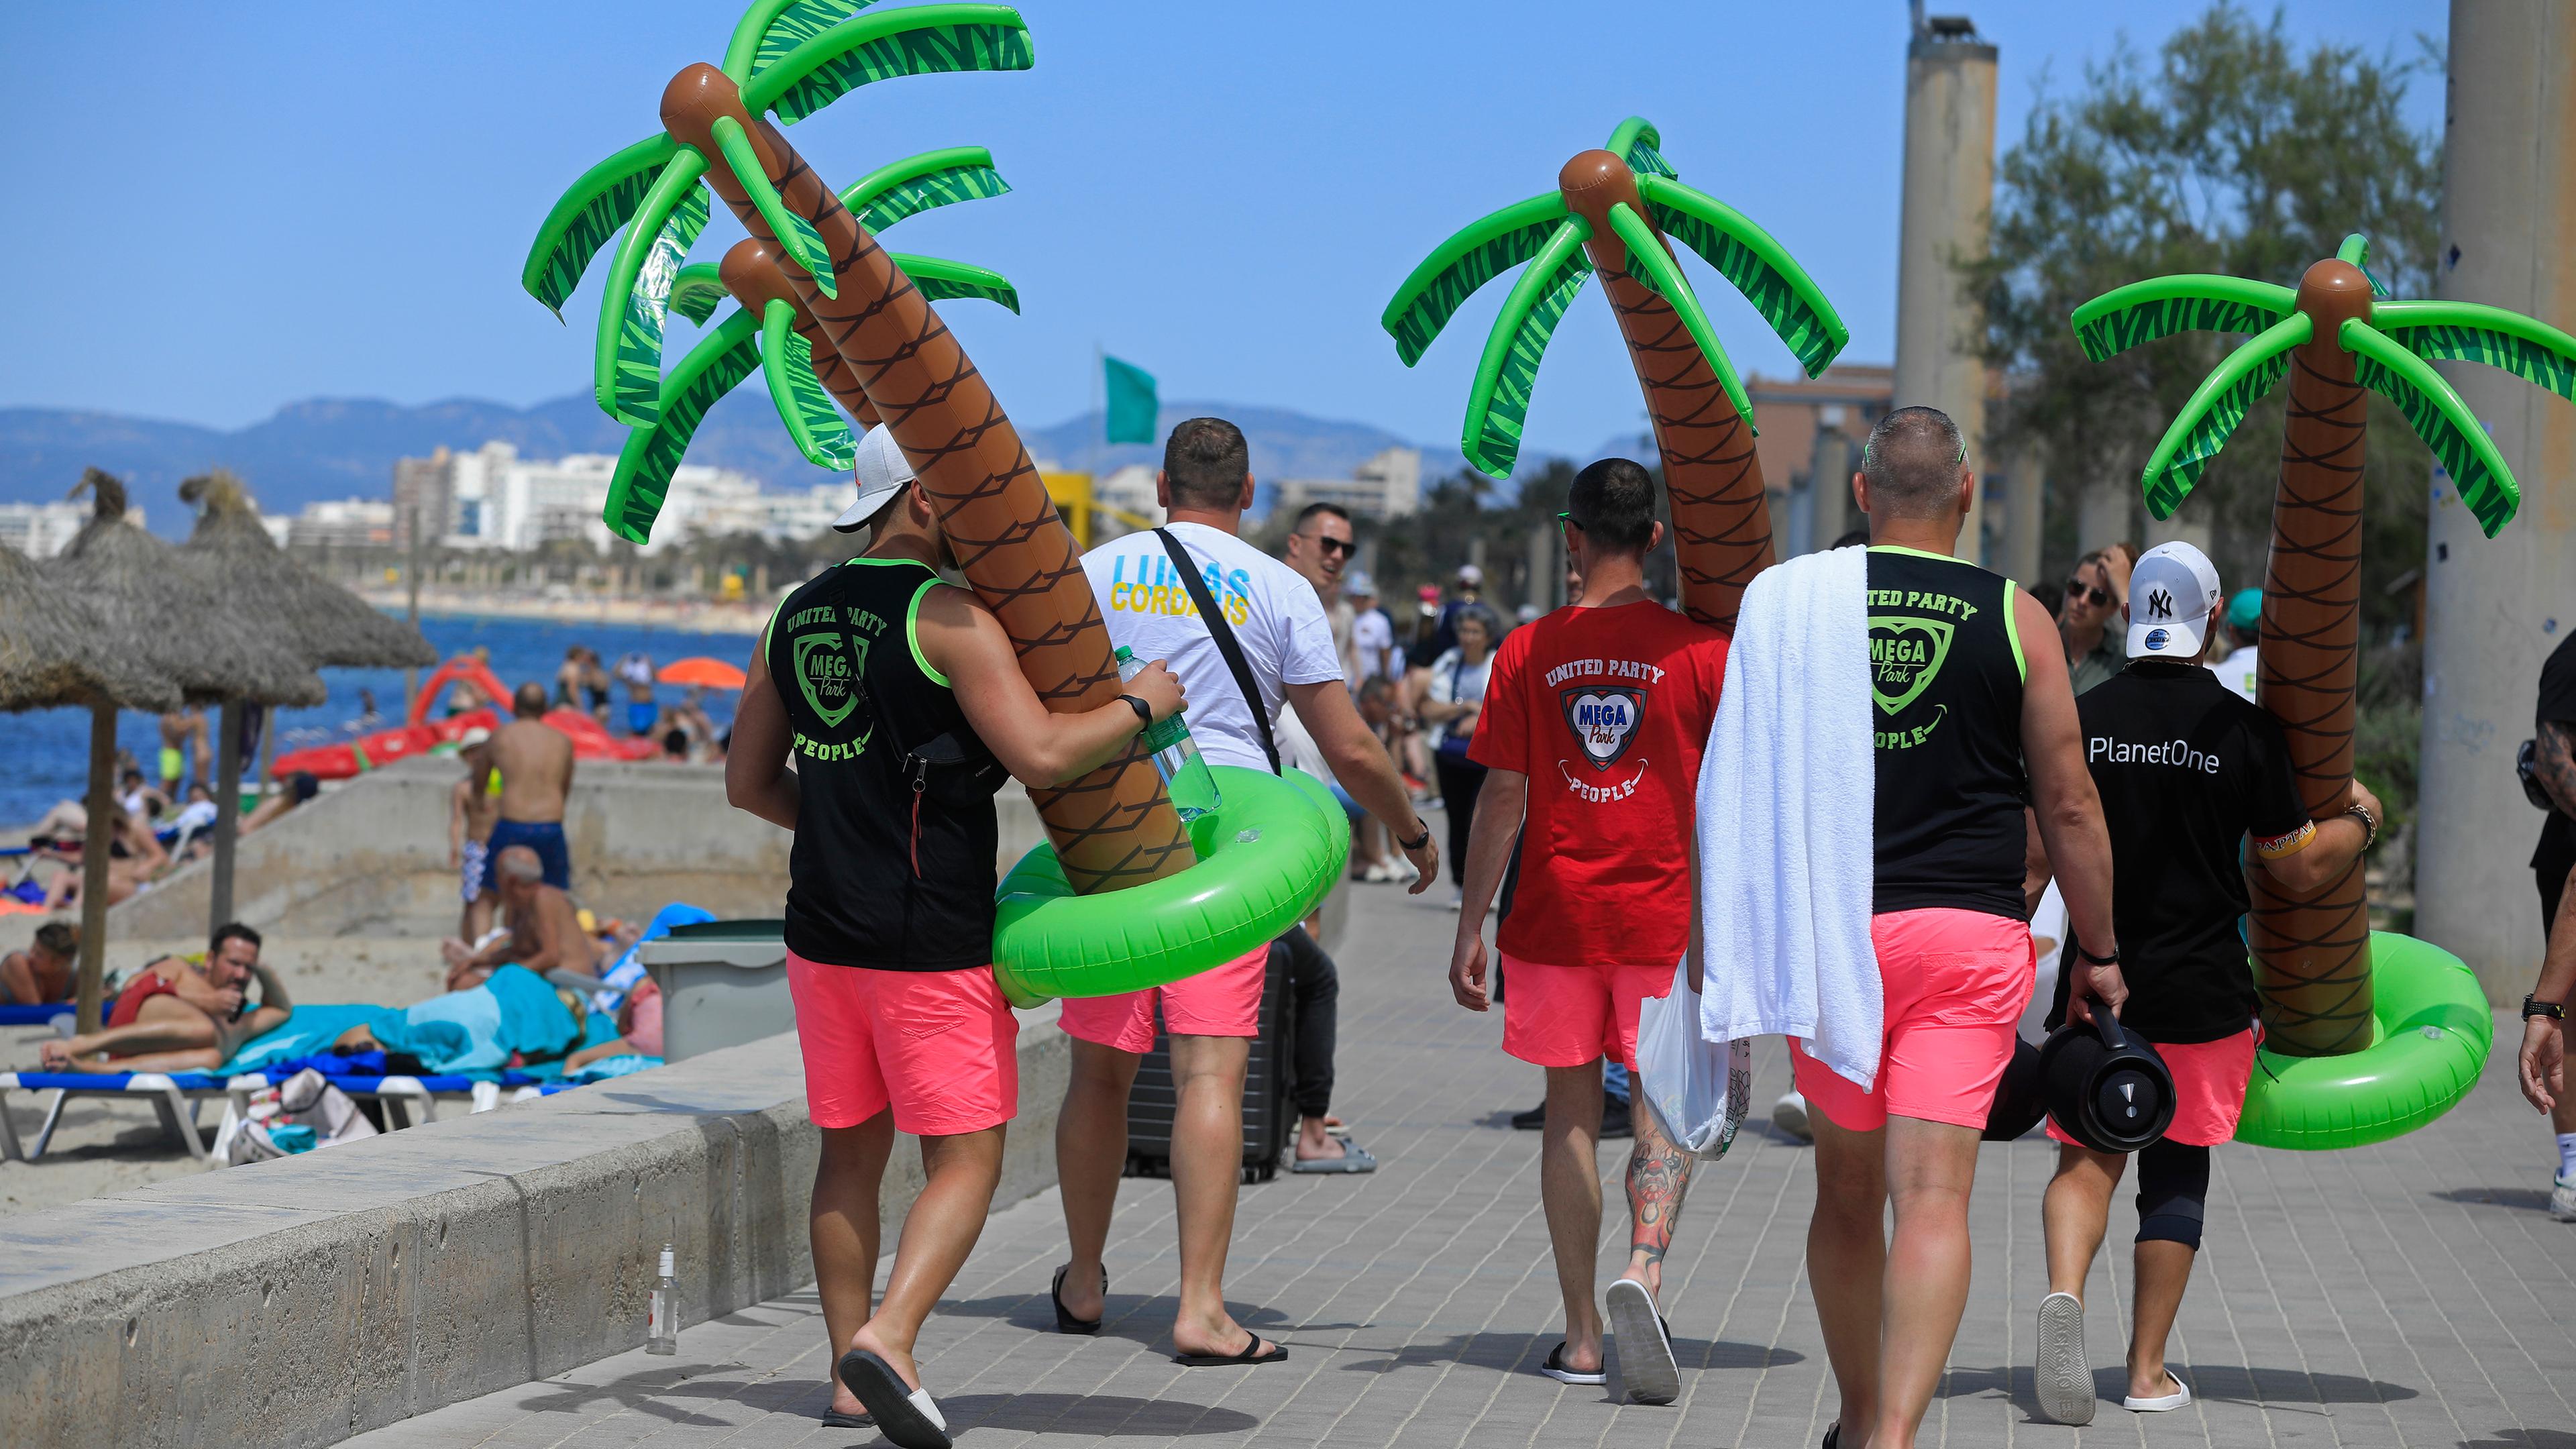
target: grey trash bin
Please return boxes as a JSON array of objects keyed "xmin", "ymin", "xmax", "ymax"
[{"xmin": 640, "ymin": 919, "xmax": 793, "ymax": 1062}]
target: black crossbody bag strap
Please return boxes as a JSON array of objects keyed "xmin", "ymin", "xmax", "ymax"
[{"xmin": 1153, "ymin": 527, "xmax": 1282, "ymax": 775}]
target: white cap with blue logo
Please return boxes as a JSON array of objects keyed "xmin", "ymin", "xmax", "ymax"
[{"xmin": 2125, "ymin": 541, "xmax": 2224, "ymax": 659}]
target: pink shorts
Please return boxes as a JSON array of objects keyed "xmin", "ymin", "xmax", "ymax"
[
  {"xmin": 1790, "ymin": 908, "xmax": 2033, "ymax": 1132},
  {"xmin": 1499, "ymin": 953, "xmax": 1676, "ymax": 1071},
  {"xmin": 1057, "ymin": 945, "xmax": 1268, "ymax": 1054},
  {"xmin": 786, "ymin": 951, "xmax": 1018, "ymax": 1136},
  {"xmin": 2048, "ymin": 1026, "xmax": 2255, "ymax": 1148}
]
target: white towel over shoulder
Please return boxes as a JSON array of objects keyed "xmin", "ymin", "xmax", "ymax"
[{"xmin": 1693, "ymin": 547, "xmax": 1882, "ymax": 1089}]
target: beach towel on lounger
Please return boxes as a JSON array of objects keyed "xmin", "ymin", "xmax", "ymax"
[{"xmin": 364, "ymin": 965, "xmax": 582, "ymax": 1075}]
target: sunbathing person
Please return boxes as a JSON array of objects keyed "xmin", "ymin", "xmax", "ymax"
[
  {"xmin": 439, "ymin": 845, "xmax": 599, "ymax": 991},
  {"xmin": 0, "ymin": 922, "xmax": 78, "ymax": 1005},
  {"xmin": 38, "ymin": 922, "xmax": 292, "ymax": 1074},
  {"xmin": 240, "ymin": 771, "xmax": 321, "ymax": 836},
  {"xmin": 563, "ymin": 977, "xmax": 663, "ymax": 1073},
  {"xmin": 40, "ymin": 805, "xmax": 168, "ymax": 913}
]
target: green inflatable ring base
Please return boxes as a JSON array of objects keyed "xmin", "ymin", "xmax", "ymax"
[
  {"xmin": 991, "ymin": 765, "xmax": 1348, "ymax": 1008},
  {"xmin": 2235, "ymin": 931, "xmax": 2493, "ymax": 1151}
]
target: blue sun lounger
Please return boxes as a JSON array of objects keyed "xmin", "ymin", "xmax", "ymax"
[{"xmin": 0, "ymin": 1067, "xmax": 574, "ymax": 1165}]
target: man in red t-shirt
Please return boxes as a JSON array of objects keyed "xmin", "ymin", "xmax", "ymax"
[{"xmin": 1450, "ymin": 457, "xmax": 1729, "ymax": 1405}]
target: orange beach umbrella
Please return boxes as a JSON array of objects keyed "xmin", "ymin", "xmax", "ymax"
[{"xmin": 658, "ymin": 656, "xmax": 747, "ymax": 690}]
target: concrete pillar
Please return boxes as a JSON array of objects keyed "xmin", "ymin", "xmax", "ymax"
[
  {"xmin": 2076, "ymin": 476, "xmax": 2135, "ymax": 561},
  {"xmin": 1811, "ymin": 428, "xmax": 1858, "ymax": 549},
  {"xmin": 2000, "ymin": 440, "xmax": 2045, "ymax": 584},
  {"xmin": 2416, "ymin": 1, "xmax": 2576, "ymax": 1001},
  {"xmin": 1524, "ymin": 520, "xmax": 1558, "ymax": 614},
  {"xmin": 1894, "ymin": 11, "xmax": 1998, "ymax": 543}
]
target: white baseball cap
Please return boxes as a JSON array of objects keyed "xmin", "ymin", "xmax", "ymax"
[
  {"xmin": 1343, "ymin": 569, "xmax": 1377, "ymax": 598},
  {"xmin": 832, "ymin": 427, "xmax": 916, "ymax": 533},
  {"xmin": 1456, "ymin": 563, "xmax": 1484, "ymax": 586},
  {"xmin": 2125, "ymin": 541, "xmax": 2224, "ymax": 659}
]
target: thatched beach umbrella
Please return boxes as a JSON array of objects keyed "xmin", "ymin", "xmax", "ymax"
[
  {"xmin": 41, "ymin": 470, "xmax": 324, "ymax": 1031},
  {"xmin": 0, "ymin": 541, "xmax": 180, "ymax": 717},
  {"xmin": 178, "ymin": 470, "xmax": 436, "ymax": 928}
]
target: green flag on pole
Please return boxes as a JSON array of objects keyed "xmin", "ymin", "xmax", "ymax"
[{"xmin": 1104, "ymin": 354, "xmax": 1159, "ymax": 444}]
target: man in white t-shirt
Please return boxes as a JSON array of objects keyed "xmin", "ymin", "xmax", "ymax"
[
  {"xmin": 2208, "ymin": 588, "xmax": 2261, "ymax": 704},
  {"xmin": 1052, "ymin": 417, "xmax": 1437, "ymax": 1367},
  {"xmin": 1347, "ymin": 574, "xmax": 1399, "ymax": 683}
]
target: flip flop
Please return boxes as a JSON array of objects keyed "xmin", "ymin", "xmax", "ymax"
[
  {"xmin": 835, "ymin": 1347, "xmax": 949, "ymax": 1449},
  {"xmin": 2036, "ymin": 1291, "xmax": 2094, "ymax": 1425},
  {"xmin": 1051, "ymin": 1263, "xmax": 1104, "ymax": 1334},
  {"xmin": 1605, "ymin": 1277, "xmax": 1679, "ymax": 1405},
  {"xmin": 2123, "ymin": 1370, "xmax": 2193, "ymax": 1412},
  {"xmin": 1289, "ymin": 1138, "xmax": 1378, "ymax": 1173},
  {"xmin": 1173, "ymin": 1332, "xmax": 1288, "ymax": 1366},
  {"xmin": 819, "ymin": 1407, "xmax": 874, "ymax": 1429},
  {"xmin": 1538, "ymin": 1342, "xmax": 1607, "ymax": 1386}
]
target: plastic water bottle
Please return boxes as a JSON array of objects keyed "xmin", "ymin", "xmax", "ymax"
[
  {"xmin": 1115, "ymin": 647, "xmax": 1220, "ymax": 821},
  {"xmin": 645, "ymin": 1244, "xmax": 679, "ymax": 1355}
]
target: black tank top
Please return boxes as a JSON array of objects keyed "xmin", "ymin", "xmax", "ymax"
[
  {"xmin": 1868, "ymin": 546, "xmax": 2029, "ymax": 919},
  {"xmin": 765, "ymin": 556, "xmax": 1003, "ymax": 970}
]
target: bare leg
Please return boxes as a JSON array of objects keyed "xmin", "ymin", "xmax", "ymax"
[
  {"xmin": 1808, "ymin": 1110, "xmax": 1888, "ymax": 1440},
  {"xmin": 1167, "ymin": 1032, "xmax": 1262, "ymax": 1358},
  {"xmin": 2125, "ymin": 1240, "xmax": 2194, "ymax": 1399},
  {"xmin": 1872, "ymin": 1116, "xmax": 1984, "ymax": 1449},
  {"xmin": 43, "ymin": 996, "xmax": 217, "ymax": 1065},
  {"xmin": 849, "ymin": 1125, "xmax": 1008, "ymax": 1389},
  {"xmin": 446, "ymin": 962, "xmax": 494, "ymax": 994},
  {"xmin": 49, "ymin": 1044, "xmax": 224, "ymax": 1075},
  {"xmin": 1541, "ymin": 1061, "xmax": 1607, "ymax": 1372},
  {"xmin": 1053, "ymin": 1038, "xmax": 1140, "ymax": 1325},
  {"xmin": 814, "ymin": 1118, "xmax": 894, "ymax": 1417},
  {"xmin": 1621, "ymin": 1098, "xmax": 1695, "ymax": 1299},
  {"xmin": 2042, "ymin": 1144, "xmax": 2123, "ymax": 1297}
]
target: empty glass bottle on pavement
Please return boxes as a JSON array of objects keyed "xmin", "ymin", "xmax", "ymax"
[
  {"xmin": 1115, "ymin": 646, "xmax": 1220, "ymax": 822},
  {"xmin": 645, "ymin": 1243, "xmax": 679, "ymax": 1354}
]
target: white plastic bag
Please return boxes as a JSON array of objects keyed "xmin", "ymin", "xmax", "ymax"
[{"xmin": 1635, "ymin": 957, "xmax": 1751, "ymax": 1158}]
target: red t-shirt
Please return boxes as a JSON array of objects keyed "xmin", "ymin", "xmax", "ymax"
[{"xmin": 1468, "ymin": 600, "xmax": 1729, "ymax": 969}]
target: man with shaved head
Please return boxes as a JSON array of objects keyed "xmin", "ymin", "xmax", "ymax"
[
  {"xmin": 485, "ymin": 680, "xmax": 576, "ymax": 895},
  {"xmin": 1798, "ymin": 405, "xmax": 2122, "ymax": 1449},
  {"xmin": 441, "ymin": 844, "xmax": 598, "ymax": 991}
]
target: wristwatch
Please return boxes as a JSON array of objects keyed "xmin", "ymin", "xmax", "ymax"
[
  {"xmin": 1396, "ymin": 820, "xmax": 1432, "ymax": 852},
  {"xmin": 1118, "ymin": 694, "xmax": 1152, "ymax": 727},
  {"xmin": 2525, "ymin": 995, "xmax": 2567, "ymax": 1022},
  {"xmin": 2077, "ymin": 943, "xmax": 2120, "ymax": 967}
]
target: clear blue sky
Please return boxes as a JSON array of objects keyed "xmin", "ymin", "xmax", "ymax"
[{"xmin": 0, "ymin": 1, "xmax": 2442, "ymax": 464}]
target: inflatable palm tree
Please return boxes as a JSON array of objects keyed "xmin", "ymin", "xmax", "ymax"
[
  {"xmin": 525, "ymin": 0, "xmax": 1193, "ymax": 900},
  {"xmin": 2074, "ymin": 234, "xmax": 2576, "ymax": 1057},
  {"xmin": 596, "ymin": 147, "xmax": 1023, "ymax": 543},
  {"xmin": 1383, "ymin": 117, "xmax": 1848, "ymax": 629}
]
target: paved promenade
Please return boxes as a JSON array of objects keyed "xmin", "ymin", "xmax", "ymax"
[{"xmin": 350, "ymin": 883, "xmax": 2575, "ymax": 1449}]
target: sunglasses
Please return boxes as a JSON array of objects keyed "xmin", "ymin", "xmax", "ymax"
[
  {"xmin": 1313, "ymin": 536, "xmax": 1356, "ymax": 557},
  {"xmin": 1555, "ymin": 510, "xmax": 1583, "ymax": 532},
  {"xmin": 2064, "ymin": 577, "xmax": 2112, "ymax": 608}
]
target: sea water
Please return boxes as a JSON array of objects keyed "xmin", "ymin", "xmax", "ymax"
[{"xmin": 0, "ymin": 613, "xmax": 746, "ymax": 828}]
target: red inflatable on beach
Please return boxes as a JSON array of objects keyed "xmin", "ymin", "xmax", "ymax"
[{"xmin": 270, "ymin": 657, "xmax": 657, "ymax": 780}]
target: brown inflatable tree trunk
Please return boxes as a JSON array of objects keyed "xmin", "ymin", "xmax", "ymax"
[
  {"xmin": 2246, "ymin": 258, "xmax": 2375, "ymax": 1056},
  {"xmin": 665, "ymin": 66, "xmax": 1191, "ymax": 894},
  {"xmin": 718, "ymin": 238, "xmax": 881, "ymax": 430},
  {"xmin": 1559, "ymin": 152, "xmax": 1775, "ymax": 631}
]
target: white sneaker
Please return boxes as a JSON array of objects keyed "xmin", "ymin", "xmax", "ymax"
[
  {"xmin": 2552, "ymin": 1173, "xmax": 2576, "ymax": 1222},
  {"xmin": 1771, "ymin": 1091, "xmax": 1812, "ymax": 1144},
  {"xmin": 2036, "ymin": 1291, "xmax": 2094, "ymax": 1425}
]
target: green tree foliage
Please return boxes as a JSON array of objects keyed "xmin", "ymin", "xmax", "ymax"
[{"xmin": 1966, "ymin": 4, "xmax": 2440, "ymax": 634}]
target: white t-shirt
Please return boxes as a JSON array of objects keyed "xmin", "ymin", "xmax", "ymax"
[
  {"xmin": 2209, "ymin": 645, "xmax": 2259, "ymax": 704},
  {"xmin": 1350, "ymin": 608, "xmax": 1398, "ymax": 682},
  {"xmin": 1083, "ymin": 521, "xmax": 1346, "ymax": 773}
]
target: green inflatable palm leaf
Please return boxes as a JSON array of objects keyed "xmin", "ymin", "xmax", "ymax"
[
  {"xmin": 1462, "ymin": 219, "xmax": 1594, "ymax": 478},
  {"xmin": 1638, "ymin": 174, "xmax": 1849, "ymax": 379},
  {"xmin": 2342, "ymin": 318, "xmax": 2522, "ymax": 537},
  {"xmin": 841, "ymin": 146, "xmax": 1010, "ymax": 233},
  {"xmin": 523, "ymin": 133, "xmax": 684, "ymax": 317},
  {"xmin": 761, "ymin": 301, "xmax": 859, "ymax": 470},
  {"xmin": 669, "ymin": 264, "xmax": 730, "ymax": 326},
  {"xmin": 2369, "ymin": 300, "xmax": 2576, "ymax": 409},
  {"xmin": 743, "ymin": 3, "xmax": 1035, "ymax": 124},
  {"xmin": 2071, "ymin": 276, "xmax": 2297, "ymax": 363},
  {"xmin": 726, "ymin": 0, "xmax": 879, "ymax": 80},
  {"xmin": 890, "ymin": 253, "xmax": 1020, "ymax": 311},
  {"xmin": 1381, "ymin": 193, "xmax": 1568, "ymax": 367},
  {"xmin": 2137, "ymin": 313, "xmax": 2310, "ymax": 519},
  {"xmin": 604, "ymin": 311, "xmax": 764, "ymax": 545},
  {"xmin": 1605, "ymin": 203, "xmax": 1758, "ymax": 431},
  {"xmin": 594, "ymin": 150, "xmax": 713, "ymax": 427},
  {"xmin": 1604, "ymin": 117, "xmax": 1676, "ymax": 180},
  {"xmin": 708, "ymin": 116, "xmax": 837, "ymax": 297}
]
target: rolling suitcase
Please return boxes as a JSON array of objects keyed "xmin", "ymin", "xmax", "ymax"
[{"xmin": 1123, "ymin": 941, "xmax": 1297, "ymax": 1183}]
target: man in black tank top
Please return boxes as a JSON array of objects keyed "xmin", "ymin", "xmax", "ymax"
[
  {"xmin": 729, "ymin": 428, "xmax": 1183, "ymax": 1444},
  {"xmin": 1799, "ymin": 408, "xmax": 2125, "ymax": 1449}
]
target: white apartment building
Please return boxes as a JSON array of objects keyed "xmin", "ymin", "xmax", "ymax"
[
  {"xmin": 402, "ymin": 441, "xmax": 842, "ymax": 553},
  {"xmin": 288, "ymin": 498, "xmax": 396, "ymax": 549},
  {"xmin": 1273, "ymin": 447, "xmax": 1421, "ymax": 521},
  {"xmin": 0, "ymin": 499, "xmax": 144, "ymax": 558}
]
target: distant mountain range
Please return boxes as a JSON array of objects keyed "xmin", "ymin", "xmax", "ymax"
[{"xmin": 0, "ymin": 392, "xmax": 1478, "ymax": 537}]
